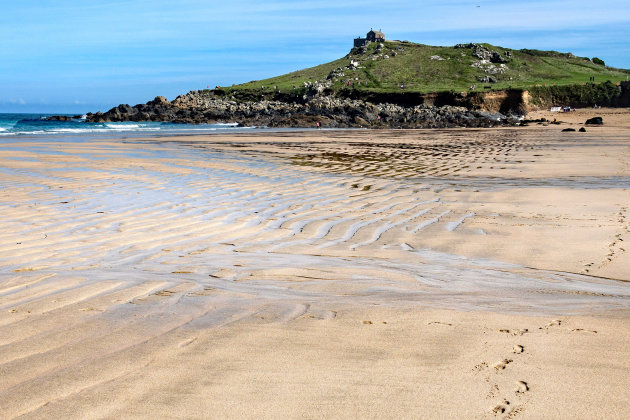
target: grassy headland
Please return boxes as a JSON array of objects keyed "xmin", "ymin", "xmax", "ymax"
[
  {"xmin": 82, "ymin": 40, "xmax": 630, "ymax": 126},
  {"xmin": 212, "ymin": 41, "xmax": 629, "ymax": 104}
]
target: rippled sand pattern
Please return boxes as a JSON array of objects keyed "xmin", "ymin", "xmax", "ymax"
[
  {"xmin": 1, "ymin": 130, "xmax": 630, "ymax": 418},
  {"xmin": 291, "ymin": 131, "xmax": 539, "ymax": 178},
  {"xmin": 2, "ymin": 134, "xmax": 628, "ymax": 315}
]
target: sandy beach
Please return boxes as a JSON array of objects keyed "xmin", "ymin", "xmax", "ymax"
[{"xmin": 1, "ymin": 108, "xmax": 630, "ymax": 419}]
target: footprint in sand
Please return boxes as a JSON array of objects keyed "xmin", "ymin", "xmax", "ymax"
[
  {"xmin": 540, "ymin": 319, "xmax": 562, "ymax": 330},
  {"xmin": 492, "ymin": 400, "xmax": 511, "ymax": 414},
  {"xmin": 499, "ymin": 328, "xmax": 528, "ymax": 336},
  {"xmin": 494, "ymin": 359, "xmax": 513, "ymax": 371},
  {"xmin": 515, "ymin": 381, "xmax": 529, "ymax": 394},
  {"xmin": 571, "ymin": 328, "xmax": 598, "ymax": 334}
]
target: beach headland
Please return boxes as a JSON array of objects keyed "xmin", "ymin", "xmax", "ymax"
[
  {"xmin": 67, "ymin": 39, "xmax": 630, "ymax": 129},
  {"xmin": 1, "ymin": 108, "xmax": 630, "ymax": 418}
]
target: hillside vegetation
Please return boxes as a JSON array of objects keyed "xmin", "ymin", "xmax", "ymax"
[{"xmin": 216, "ymin": 41, "xmax": 629, "ymax": 97}]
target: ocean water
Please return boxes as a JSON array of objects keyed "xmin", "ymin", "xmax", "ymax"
[{"xmin": 0, "ymin": 113, "xmax": 253, "ymax": 137}]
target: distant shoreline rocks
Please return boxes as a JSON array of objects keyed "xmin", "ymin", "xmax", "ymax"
[{"xmin": 70, "ymin": 92, "xmax": 521, "ymax": 129}]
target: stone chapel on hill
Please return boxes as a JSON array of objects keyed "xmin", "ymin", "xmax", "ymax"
[{"xmin": 354, "ymin": 29, "xmax": 385, "ymax": 48}]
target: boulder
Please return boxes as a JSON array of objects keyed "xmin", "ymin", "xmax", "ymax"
[
  {"xmin": 45, "ymin": 115, "xmax": 72, "ymax": 121},
  {"xmin": 490, "ymin": 51, "xmax": 508, "ymax": 64},
  {"xmin": 585, "ymin": 117, "xmax": 603, "ymax": 125},
  {"xmin": 561, "ymin": 128, "xmax": 576, "ymax": 132},
  {"xmin": 579, "ymin": 127, "xmax": 587, "ymax": 132},
  {"xmin": 148, "ymin": 96, "xmax": 169, "ymax": 106}
]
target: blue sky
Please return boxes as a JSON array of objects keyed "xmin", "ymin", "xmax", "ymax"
[{"xmin": 2, "ymin": 0, "xmax": 629, "ymax": 113}]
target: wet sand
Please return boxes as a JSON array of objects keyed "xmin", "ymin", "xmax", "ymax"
[{"xmin": 1, "ymin": 109, "xmax": 630, "ymax": 418}]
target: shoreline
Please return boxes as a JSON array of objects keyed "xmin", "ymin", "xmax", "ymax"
[{"xmin": 4, "ymin": 106, "xmax": 628, "ymax": 140}]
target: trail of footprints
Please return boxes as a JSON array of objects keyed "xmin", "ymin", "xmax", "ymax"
[
  {"xmin": 482, "ymin": 332, "xmax": 531, "ymax": 417},
  {"xmin": 475, "ymin": 320, "xmax": 549, "ymax": 418},
  {"xmin": 583, "ymin": 206, "xmax": 628, "ymax": 273},
  {"xmin": 477, "ymin": 318, "xmax": 600, "ymax": 417}
]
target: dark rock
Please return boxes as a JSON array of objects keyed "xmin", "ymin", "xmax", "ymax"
[
  {"xmin": 490, "ymin": 51, "xmax": 508, "ymax": 64},
  {"xmin": 562, "ymin": 128, "xmax": 576, "ymax": 132},
  {"xmin": 80, "ymin": 90, "xmax": 521, "ymax": 129},
  {"xmin": 521, "ymin": 118, "xmax": 547, "ymax": 124},
  {"xmin": 148, "ymin": 96, "xmax": 169, "ymax": 106},
  {"xmin": 579, "ymin": 127, "xmax": 587, "ymax": 132},
  {"xmin": 585, "ymin": 117, "xmax": 603, "ymax": 125},
  {"xmin": 477, "ymin": 76, "xmax": 497, "ymax": 83}
]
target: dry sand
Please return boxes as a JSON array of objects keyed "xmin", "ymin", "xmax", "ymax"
[{"xmin": 1, "ymin": 108, "xmax": 630, "ymax": 419}]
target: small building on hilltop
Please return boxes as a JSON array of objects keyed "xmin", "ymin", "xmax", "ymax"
[{"xmin": 354, "ymin": 29, "xmax": 385, "ymax": 48}]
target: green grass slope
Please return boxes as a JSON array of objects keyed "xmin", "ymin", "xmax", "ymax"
[{"xmin": 219, "ymin": 41, "xmax": 629, "ymax": 96}]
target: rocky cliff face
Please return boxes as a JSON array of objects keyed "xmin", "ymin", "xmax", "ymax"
[{"xmin": 83, "ymin": 90, "xmax": 519, "ymax": 129}]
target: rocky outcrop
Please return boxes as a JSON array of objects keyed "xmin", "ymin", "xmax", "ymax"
[
  {"xmin": 83, "ymin": 91, "xmax": 521, "ymax": 129},
  {"xmin": 455, "ymin": 43, "xmax": 508, "ymax": 63}
]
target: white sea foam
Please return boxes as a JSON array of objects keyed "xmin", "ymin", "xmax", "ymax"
[
  {"xmin": 164, "ymin": 126, "xmax": 255, "ymax": 131},
  {"xmin": 0, "ymin": 119, "xmax": 255, "ymax": 137},
  {"xmin": 105, "ymin": 123, "xmax": 141, "ymax": 129},
  {"xmin": 50, "ymin": 127, "xmax": 161, "ymax": 134}
]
